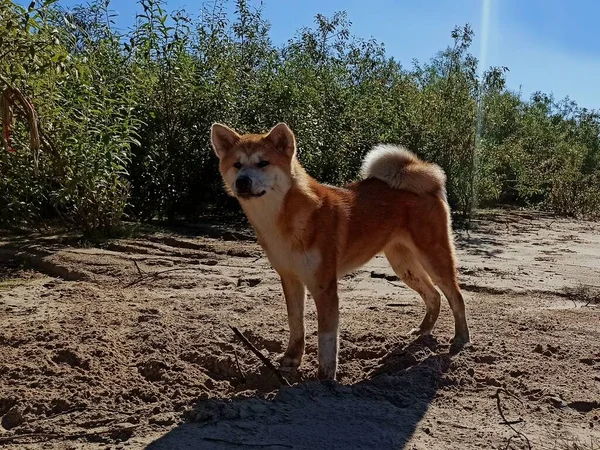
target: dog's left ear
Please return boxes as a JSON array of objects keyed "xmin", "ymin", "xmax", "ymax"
[
  {"xmin": 265, "ymin": 123, "xmax": 296, "ymax": 158},
  {"xmin": 211, "ymin": 123, "xmax": 240, "ymax": 159}
]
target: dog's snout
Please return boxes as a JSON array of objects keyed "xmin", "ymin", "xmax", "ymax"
[{"xmin": 236, "ymin": 176, "xmax": 252, "ymax": 193}]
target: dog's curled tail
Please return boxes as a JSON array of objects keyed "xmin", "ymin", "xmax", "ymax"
[{"xmin": 360, "ymin": 144, "xmax": 446, "ymax": 198}]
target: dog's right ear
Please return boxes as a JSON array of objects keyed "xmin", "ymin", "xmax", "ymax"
[
  {"xmin": 211, "ymin": 123, "xmax": 240, "ymax": 159},
  {"xmin": 265, "ymin": 123, "xmax": 296, "ymax": 158}
]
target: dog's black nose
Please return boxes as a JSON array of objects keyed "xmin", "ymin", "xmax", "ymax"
[{"xmin": 236, "ymin": 176, "xmax": 252, "ymax": 193}]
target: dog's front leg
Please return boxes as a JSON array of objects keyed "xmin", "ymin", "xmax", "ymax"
[
  {"xmin": 312, "ymin": 280, "xmax": 339, "ymax": 380},
  {"xmin": 280, "ymin": 273, "xmax": 306, "ymax": 368}
]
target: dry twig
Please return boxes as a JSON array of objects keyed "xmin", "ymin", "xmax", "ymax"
[
  {"xmin": 233, "ymin": 349, "xmax": 247, "ymax": 382},
  {"xmin": 124, "ymin": 267, "xmax": 189, "ymax": 288},
  {"xmin": 0, "ymin": 425, "xmax": 138, "ymax": 445},
  {"xmin": 230, "ymin": 326, "xmax": 290, "ymax": 386},
  {"xmin": 385, "ymin": 279, "xmax": 404, "ymax": 288},
  {"xmin": 133, "ymin": 259, "xmax": 145, "ymax": 277},
  {"xmin": 37, "ymin": 406, "xmax": 133, "ymax": 422},
  {"xmin": 494, "ymin": 388, "xmax": 531, "ymax": 450}
]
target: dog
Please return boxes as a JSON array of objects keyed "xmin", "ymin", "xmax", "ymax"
[{"xmin": 210, "ymin": 122, "xmax": 470, "ymax": 380}]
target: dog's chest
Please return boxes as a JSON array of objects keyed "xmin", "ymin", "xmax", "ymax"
[
  {"xmin": 259, "ymin": 228, "xmax": 320, "ymax": 283},
  {"xmin": 250, "ymin": 219, "xmax": 319, "ymax": 283},
  {"xmin": 243, "ymin": 197, "xmax": 321, "ymax": 283}
]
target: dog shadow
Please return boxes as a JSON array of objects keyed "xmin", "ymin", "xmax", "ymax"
[{"xmin": 146, "ymin": 336, "xmax": 452, "ymax": 450}]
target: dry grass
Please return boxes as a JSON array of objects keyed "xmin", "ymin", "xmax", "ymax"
[{"xmin": 561, "ymin": 283, "xmax": 600, "ymax": 306}]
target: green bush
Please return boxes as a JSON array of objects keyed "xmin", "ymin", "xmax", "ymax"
[
  {"xmin": 1, "ymin": 0, "xmax": 599, "ymax": 235},
  {"xmin": 0, "ymin": 0, "xmax": 139, "ymax": 234}
]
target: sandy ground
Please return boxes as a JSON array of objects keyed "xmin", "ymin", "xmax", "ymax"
[{"xmin": 0, "ymin": 210, "xmax": 599, "ymax": 449}]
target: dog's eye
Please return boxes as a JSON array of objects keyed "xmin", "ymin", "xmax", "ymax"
[
  {"xmin": 257, "ymin": 160, "xmax": 270, "ymax": 168},
  {"xmin": 234, "ymin": 162, "xmax": 242, "ymax": 169}
]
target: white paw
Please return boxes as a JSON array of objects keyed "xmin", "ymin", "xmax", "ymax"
[{"xmin": 409, "ymin": 327, "xmax": 431, "ymax": 337}]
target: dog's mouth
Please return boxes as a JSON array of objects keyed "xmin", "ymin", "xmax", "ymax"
[{"xmin": 237, "ymin": 190, "xmax": 267, "ymax": 199}]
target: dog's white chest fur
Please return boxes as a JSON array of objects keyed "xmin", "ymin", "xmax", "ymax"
[{"xmin": 241, "ymin": 194, "xmax": 320, "ymax": 284}]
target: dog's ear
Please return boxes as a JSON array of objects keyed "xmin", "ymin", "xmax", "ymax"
[
  {"xmin": 265, "ymin": 123, "xmax": 296, "ymax": 158},
  {"xmin": 211, "ymin": 123, "xmax": 240, "ymax": 159}
]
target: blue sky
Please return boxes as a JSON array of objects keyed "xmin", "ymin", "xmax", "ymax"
[{"xmin": 21, "ymin": 0, "xmax": 600, "ymax": 110}]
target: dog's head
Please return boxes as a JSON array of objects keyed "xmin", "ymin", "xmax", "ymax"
[{"xmin": 210, "ymin": 123, "xmax": 296, "ymax": 201}]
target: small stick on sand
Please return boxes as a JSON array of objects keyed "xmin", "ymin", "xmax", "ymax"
[
  {"xmin": 494, "ymin": 388, "xmax": 531, "ymax": 450},
  {"xmin": 124, "ymin": 267, "xmax": 189, "ymax": 288},
  {"xmin": 0, "ymin": 425, "xmax": 139, "ymax": 444},
  {"xmin": 133, "ymin": 260, "xmax": 145, "ymax": 276},
  {"xmin": 230, "ymin": 326, "xmax": 290, "ymax": 386},
  {"xmin": 233, "ymin": 349, "xmax": 247, "ymax": 382}
]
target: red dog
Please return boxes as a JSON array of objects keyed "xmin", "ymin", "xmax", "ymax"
[{"xmin": 211, "ymin": 122, "xmax": 470, "ymax": 380}]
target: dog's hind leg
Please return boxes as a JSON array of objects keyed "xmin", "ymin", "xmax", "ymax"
[
  {"xmin": 384, "ymin": 244, "xmax": 441, "ymax": 336},
  {"xmin": 414, "ymin": 240, "xmax": 471, "ymax": 350},
  {"xmin": 280, "ymin": 273, "xmax": 306, "ymax": 368}
]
